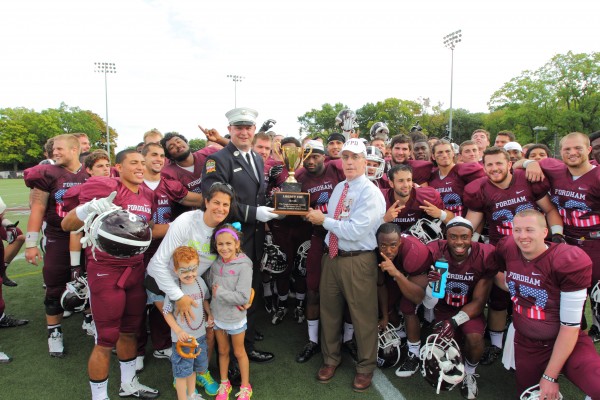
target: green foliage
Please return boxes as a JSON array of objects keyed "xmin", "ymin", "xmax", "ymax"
[
  {"xmin": 297, "ymin": 102, "xmax": 349, "ymax": 137},
  {"xmin": 188, "ymin": 138, "xmax": 206, "ymax": 153},
  {"xmin": 0, "ymin": 103, "xmax": 118, "ymax": 169},
  {"xmin": 356, "ymin": 98, "xmax": 421, "ymax": 138}
]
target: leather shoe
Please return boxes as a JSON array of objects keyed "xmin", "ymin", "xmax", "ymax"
[
  {"xmin": 352, "ymin": 372, "xmax": 373, "ymax": 392},
  {"xmin": 254, "ymin": 330, "xmax": 264, "ymax": 342},
  {"xmin": 248, "ymin": 349, "xmax": 274, "ymax": 363},
  {"xmin": 296, "ymin": 341, "xmax": 320, "ymax": 363},
  {"xmin": 317, "ymin": 364, "xmax": 337, "ymax": 383}
]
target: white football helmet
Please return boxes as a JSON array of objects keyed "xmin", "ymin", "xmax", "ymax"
[
  {"xmin": 377, "ymin": 323, "xmax": 404, "ymax": 368},
  {"xmin": 520, "ymin": 384, "xmax": 563, "ymax": 400},
  {"xmin": 335, "ymin": 109, "xmax": 359, "ymax": 132},
  {"xmin": 420, "ymin": 334, "xmax": 465, "ymax": 394},
  {"xmin": 406, "ymin": 218, "xmax": 444, "ymax": 244},
  {"xmin": 365, "ymin": 146, "xmax": 385, "ymax": 181},
  {"xmin": 293, "ymin": 240, "xmax": 310, "ymax": 278},
  {"xmin": 260, "ymin": 232, "xmax": 287, "ymax": 274},
  {"xmin": 370, "ymin": 122, "xmax": 390, "ymax": 141}
]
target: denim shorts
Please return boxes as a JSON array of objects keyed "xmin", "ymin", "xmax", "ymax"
[
  {"xmin": 170, "ymin": 335, "xmax": 208, "ymax": 379},
  {"xmin": 213, "ymin": 323, "xmax": 247, "ymax": 336}
]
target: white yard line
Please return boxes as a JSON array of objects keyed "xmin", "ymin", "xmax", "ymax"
[{"xmin": 373, "ymin": 369, "xmax": 406, "ymax": 400}]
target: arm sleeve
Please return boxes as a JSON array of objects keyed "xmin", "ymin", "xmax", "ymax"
[
  {"xmin": 463, "ymin": 178, "xmax": 486, "ymax": 212},
  {"xmin": 147, "ymin": 216, "xmax": 189, "ymax": 301},
  {"xmin": 164, "ymin": 178, "xmax": 189, "ymax": 203},
  {"xmin": 560, "ymin": 289, "xmax": 587, "ymax": 326}
]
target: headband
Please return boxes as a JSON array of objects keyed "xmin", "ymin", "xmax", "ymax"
[
  {"xmin": 215, "ymin": 228, "xmax": 239, "ymax": 240},
  {"xmin": 446, "ymin": 216, "xmax": 474, "ymax": 232}
]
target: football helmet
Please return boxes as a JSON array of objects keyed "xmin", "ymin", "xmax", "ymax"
[
  {"xmin": 520, "ymin": 384, "xmax": 563, "ymax": 400},
  {"xmin": 406, "ymin": 218, "xmax": 444, "ymax": 245},
  {"xmin": 370, "ymin": 122, "xmax": 390, "ymax": 141},
  {"xmin": 80, "ymin": 208, "xmax": 152, "ymax": 259},
  {"xmin": 365, "ymin": 146, "xmax": 385, "ymax": 181},
  {"xmin": 260, "ymin": 232, "xmax": 287, "ymax": 274},
  {"xmin": 335, "ymin": 109, "xmax": 359, "ymax": 132},
  {"xmin": 420, "ymin": 334, "xmax": 465, "ymax": 394},
  {"xmin": 293, "ymin": 240, "xmax": 310, "ymax": 278},
  {"xmin": 377, "ymin": 323, "xmax": 404, "ymax": 368},
  {"xmin": 60, "ymin": 276, "xmax": 89, "ymax": 312},
  {"xmin": 591, "ymin": 281, "xmax": 600, "ymax": 321}
]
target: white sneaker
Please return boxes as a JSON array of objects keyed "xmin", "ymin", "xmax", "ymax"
[
  {"xmin": 152, "ymin": 347, "xmax": 172, "ymax": 359},
  {"xmin": 48, "ymin": 330, "xmax": 65, "ymax": 358},
  {"xmin": 82, "ymin": 319, "xmax": 96, "ymax": 337},
  {"xmin": 0, "ymin": 351, "xmax": 12, "ymax": 363},
  {"xmin": 119, "ymin": 376, "xmax": 159, "ymax": 398},
  {"xmin": 187, "ymin": 394, "xmax": 204, "ymax": 400},
  {"xmin": 136, "ymin": 355, "xmax": 145, "ymax": 373},
  {"xmin": 62, "ymin": 310, "xmax": 73, "ymax": 319}
]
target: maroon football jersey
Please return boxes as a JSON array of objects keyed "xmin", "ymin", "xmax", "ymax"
[
  {"xmin": 497, "ymin": 236, "xmax": 592, "ymax": 340},
  {"xmin": 538, "ymin": 158, "xmax": 600, "ymax": 239},
  {"xmin": 393, "ymin": 234, "xmax": 432, "ymax": 276},
  {"xmin": 407, "ymin": 160, "xmax": 433, "ymax": 185},
  {"xmin": 429, "ymin": 162, "xmax": 486, "ymax": 217},
  {"xmin": 381, "ymin": 186, "xmax": 443, "ymax": 232},
  {"xmin": 161, "ymin": 147, "xmax": 219, "ymax": 218},
  {"xmin": 427, "ymin": 240, "xmax": 499, "ymax": 310},
  {"xmin": 464, "ymin": 170, "xmax": 550, "ymax": 244},
  {"xmin": 63, "ymin": 177, "xmax": 156, "ymax": 267},
  {"xmin": 23, "ymin": 164, "xmax": 89, "ymax": 239}
]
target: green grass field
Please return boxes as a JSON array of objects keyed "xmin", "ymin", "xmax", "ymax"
[{"xmin": 0, "ymin": 179, "xmax": 592, "ymax": 399}]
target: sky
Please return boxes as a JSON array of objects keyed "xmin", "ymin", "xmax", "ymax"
[{"xmin": 1, "ymin": 0, "xmax": 598, "ymax": 151}]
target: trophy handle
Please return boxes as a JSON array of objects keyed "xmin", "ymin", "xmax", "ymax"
[
  {"xmin": 273, "ymin": 141, "xmax": 283, "ymax": 161},
  {"xmin": 301, "ymin": 144, "xmax": 313, "ymax": 163}
]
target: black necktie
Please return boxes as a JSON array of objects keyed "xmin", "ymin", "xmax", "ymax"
[{"xmin": 246, "ymin": 153, "xmax": 258, "ymax": 180}]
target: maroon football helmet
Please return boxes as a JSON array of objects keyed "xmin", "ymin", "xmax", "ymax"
[
  {"xmin": 60, "ymin": 276, "xmax": 89, "ymax": 312},
  {"xmin": 84, "ymin": 209, "xmax": 152, "ymax": 259},
  {"xmin": 420, "ymin": 334, "xmax": 465, "ymax": 394}
]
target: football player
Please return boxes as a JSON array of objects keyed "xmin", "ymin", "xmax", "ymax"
[
  {"xmin": 458, "ymin": 140, "xmax": 481, "ymax": 164},
  {"xmin": 294, "ymin": 140, "xmax": 345, "ymax": 363},
  {"xmin": 427, "ymin": 217, "xmax": 501, "ymax": 399},
  {"xmin": 0, "ymin": 200, "xmax": 25, "ymax": 287},
  {"xmin": 62, "ymin": 149, "xmax": 161, "ymax": 400},
  {"xmin": 495, "ymin": 209, "xmax": 600, "ymax": 399},
  {"xmin": 590, "ymin": 131, "xmax": 600, "ymax": 164},
  {"xmin": 493, "ymin": 131, "xmax": 515, "ymax": 149},
  {"xmin": 515, "ymin": 132, "xmax": 600, "ymax": 341},
  {"xmin": 326, "ymin": 133, "xmax": 345, "ymax": 161},
  {"xmin": 376, "ymin": 223, "xmax": 431, "ymax": 378},
  {"xmin": 365, "ymin": 146, "xmax": 387, "ymax": 188},
  {"xmin": 428, "ymin": 140, "xmax": 486, "ymax": 219},
  {"xmin": 413, "ymin": 139, "xmax": 432, "ymax": 162},
  {"xmin": 471, "ymin": 130, "xmax": 491, "ymax": 161},
  {"xmin": 464, "ymin": 146, "xmax": 563, "ymax": 366},
  {"xmin": 23, "ymin": 134, "xmax": 89, "ymax": 358},
  {"xmin": 386, "ymin": 135, "xmax": 433, "ymax": 185},
  {"xmin": 382, "ymin": 164, "xmax": 443, "ymax": 232}
]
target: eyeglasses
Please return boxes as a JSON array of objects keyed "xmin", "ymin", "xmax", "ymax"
[
  {"xmin": 210, "ymin": 182, "xmax": 233, "ymax": 191},
  {"xmin": 177, "ymin": 265, "xmax": 199, "ymax": 276}
]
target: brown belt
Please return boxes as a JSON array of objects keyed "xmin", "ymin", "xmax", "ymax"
[{"xmin": 325, "ymin": 246, "xmax": 373, "ymax": 258}]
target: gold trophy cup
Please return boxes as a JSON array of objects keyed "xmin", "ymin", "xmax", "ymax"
[{"xmin": 273, "ymin": 145, "xmax": 313, "ymax": 215}]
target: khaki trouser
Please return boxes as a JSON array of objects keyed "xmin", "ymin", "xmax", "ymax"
[{"xmin": 319, "ymin": 251, "xmax": 378, "ymax": 373}]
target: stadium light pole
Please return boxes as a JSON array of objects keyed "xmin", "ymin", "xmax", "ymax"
[
  {"xmin": 443, "ymin": 30, "xmax": 462, "ymax": 141},
  {"xmin": 94, "ymin": 62, "xmax": 117, "ymax": 160},
  {"xmin": 227, "ymin": 74, "xmax": 244, "ymax": 108},
  {"xmin": 533, "ymin": 125, "xmax": 547, "ymax": 144}
]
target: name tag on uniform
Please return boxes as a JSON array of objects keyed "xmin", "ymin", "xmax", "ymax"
[{"xmin": 234, "ymin": 168, "xmax": 242, "ymax": 172}]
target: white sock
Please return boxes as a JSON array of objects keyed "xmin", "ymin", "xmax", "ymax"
[
  {"xmin": 262, "ymin": 282, "xmax": 272, "ymax": 297},
  {"xmin": 296, "ymin": 293, "xmax": 306, "ymax": 301},
  {"xmin": 278, "ymin": 293, "xmax": 289, "ymax": 302},
  {"xmin": 343, "ymin": 323, "xmax": 354, "ymax": 342},
  {"xmin": 465, "ymin": 360, "xmax": 478, "ymax": 375},
  {"xmin": 424, "ymin": 307, "xmax": 435, "ymax": 323},
  {"xmin": 489, "ymin": 331, "xmax": 504, "ymax": 348},
  {"xmin": 119, "ymin": 358, "xmax": 137, "ymax": 384},
  {"xmin": 308, "ymin": 319, "xmax": 319, "ymax": 344},
  {"xmin": 90, "ymin": 378, "xmax": 108, "ymax": 400},
  {"xmin": 407, "ymin": 340, "xmax": 420, "ymax": 357}
]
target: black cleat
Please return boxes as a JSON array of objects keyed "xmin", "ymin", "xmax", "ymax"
[
  {"xmin": 1, "ymin": 274, "xmax": 17, "ymax": 287},
  {"xmin": 296, "ymin": 341, "xmax": 320, "ymax": 363},
  {"xmin": 0, "ymin": 315, "xmax": 28, "ymax": 328}
]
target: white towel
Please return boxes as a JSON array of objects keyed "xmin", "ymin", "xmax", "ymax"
[{"xmin": 502, "ymin": 322, "xmax": 516, "ymax": 370}]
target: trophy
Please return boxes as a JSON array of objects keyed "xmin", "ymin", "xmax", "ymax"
[{"xmin": 273, "ymin": 145, "xmax": 313, "ymax": 215}]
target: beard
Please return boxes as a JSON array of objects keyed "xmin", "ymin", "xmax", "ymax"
[{"xmin": 174, "ymin": 149, "xmax": 191, "ymax": 162}]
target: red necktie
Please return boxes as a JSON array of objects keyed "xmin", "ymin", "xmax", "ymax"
[{"xmin": 329, "ymin": 182, "xmax": 349, "ymax": 258}]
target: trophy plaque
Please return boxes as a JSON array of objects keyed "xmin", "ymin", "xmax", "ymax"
[{"xmin": 273, "ymin": 145, "xmax": 312, "ymax": 215}]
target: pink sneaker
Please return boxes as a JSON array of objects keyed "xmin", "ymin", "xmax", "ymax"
[
  {"xmin": 216, "ymin": 380, "xmax": 232, "ymax": 400},
  {"xmin": 235, "ymin": 385, "xmax": 252, "ymax": 400}
]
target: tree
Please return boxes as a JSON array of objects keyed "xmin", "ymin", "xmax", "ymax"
[
  {"xmin": 189, "ymin": 138, "xmax": 206, "ymax": 153},
  {"xmin": 356, "ymin": 98, "xmax": 422, "ymax": 138},
  {"xmin": 489, "ymin": 51, "xmax": 600, "ymax": 145},
  {"xmin": 297, "ymin": 102, "xmax": 349, "ymax": 139}
]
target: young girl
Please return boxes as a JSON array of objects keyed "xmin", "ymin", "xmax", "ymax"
[
  {"xmin": 209, "ymin": 223, "xmax": 253, "ymax": 400},
  {"xmin": 162, "ymin": 246, "xmax": 218, "ymax": 400}
]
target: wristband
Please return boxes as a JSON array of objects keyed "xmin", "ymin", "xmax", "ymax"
[
  {"xmin": 451, "ymin": 310, "xmax": 470, "ymax": 328},
  {"xmin": 550, "ymin": 225, "xmax": 563, "ymax": 235},
  {"xmin": 25, "ymin": 231, "xmax": 39, "ymax": 248},
  {"xmin": 542, "ymin": 374, "xmax": 558, "ymax": 383},
  {"xmin": 440, "ymin": 210, "xmax": 448, "ymax": 221},
  {"xmin": 70, "ymin": 251, "xmax": 81, "ymax": 267},
  {"xmin": 523, "ymin": 160, "xmax": 534, "ymax": 168}
]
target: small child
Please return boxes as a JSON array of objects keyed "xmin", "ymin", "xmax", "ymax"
[
  {"xmin": 209, "ymin": 223, "xmax": 254, "ymax": 400},
  {"xmin": 162, "ymin": 246, "xmax": 218, "ymax": 400}
]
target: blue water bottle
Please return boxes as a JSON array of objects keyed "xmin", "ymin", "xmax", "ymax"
[{"xmin": 431, "ymin": 257, "xmax": 449, "ymax": 299}]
